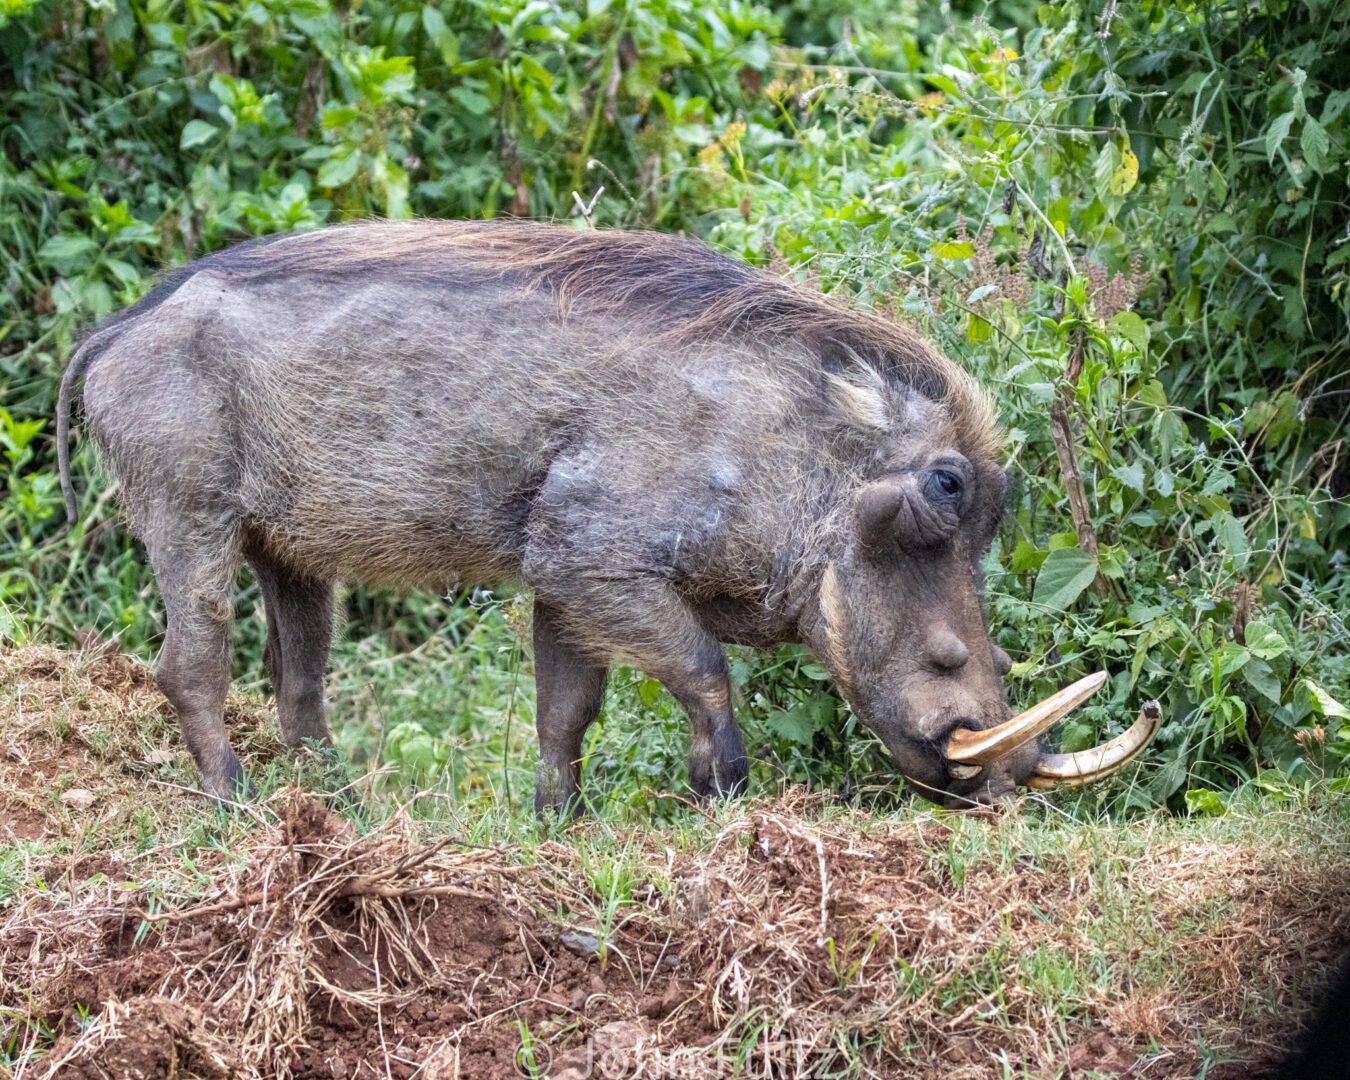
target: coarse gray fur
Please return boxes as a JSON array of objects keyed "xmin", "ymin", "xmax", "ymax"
[{"xmin": 58, "ymin": 219, "xmax": 1029, "ymax": 810}]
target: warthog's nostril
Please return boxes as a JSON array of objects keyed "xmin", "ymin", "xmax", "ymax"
[{"xmin": 928, "ymin": 630, "xmax": 970, "ymax": 672}]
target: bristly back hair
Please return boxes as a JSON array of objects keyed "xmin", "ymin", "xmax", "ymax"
[{"xmin": 137, "ymin": 218, "xmax": 1002, "ymax": 461}]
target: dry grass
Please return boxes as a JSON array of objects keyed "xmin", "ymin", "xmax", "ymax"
[{"xmin": 1, "ymin": 646, "xmax": 1348, "ymax": 1079}]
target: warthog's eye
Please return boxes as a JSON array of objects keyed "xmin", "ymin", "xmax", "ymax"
[{"xmin": 925, "ymin": 467, "xmax": 965, "ymax": 506}]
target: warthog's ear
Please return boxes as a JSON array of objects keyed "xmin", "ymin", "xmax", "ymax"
[{"xmin": 821, "ymin": 345, "xmax": 889, "ymax": 431}]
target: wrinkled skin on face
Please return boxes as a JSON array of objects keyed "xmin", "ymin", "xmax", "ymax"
[{"xmin": 805, "ymin": 450, "xmax": 1030, "ymax": 807}]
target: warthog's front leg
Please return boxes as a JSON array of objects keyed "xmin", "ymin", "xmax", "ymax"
[
  {"xmin": 658, "ymin": 639, "xmax": 748, "ymax": 800},
  {"xmin": 535, "ymin": 582, "xmax": 748, "ymax": 803},
  {"xmin": 532, "ymin": 601, "xmax": 607, "ymax": 818},
  {"xmin": 524, "ymin": 450, "xmax": 748, "ymax": 806}
]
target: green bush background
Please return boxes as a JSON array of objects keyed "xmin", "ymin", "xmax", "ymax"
[{"xmin": 2, "ymin": 0, "xmax": 1348, "ymax": 815}]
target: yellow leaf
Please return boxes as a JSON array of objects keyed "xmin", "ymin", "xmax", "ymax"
[
  {"xmin": 966, "ymin": 313, "xmax": 993, "ymax": 342},
  {"xmin": 931, "ymin": 240, "xmax": 974, "ymax": 259},
  {"xmin": 1110, "ymin": 143, "xmax": 1139, "ymax": 196}
]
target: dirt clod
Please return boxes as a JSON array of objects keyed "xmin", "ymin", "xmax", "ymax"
[{"xmin": 57, "ymin": 788, "xmax": 96, "ymax": 809}]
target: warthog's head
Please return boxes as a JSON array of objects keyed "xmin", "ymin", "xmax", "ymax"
[{"xmin": 803, "ymin": 425, "xmax": 1158, "ymax": 807}]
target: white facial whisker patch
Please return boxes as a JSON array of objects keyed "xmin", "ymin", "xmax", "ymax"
[{"xmin": 819, "ymin": 562, "xmax": 851, "ymax": 690}]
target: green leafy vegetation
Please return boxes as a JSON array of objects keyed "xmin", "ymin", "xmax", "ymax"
[{"xmin": 2, "ymin": 0, "xmax": 1348, "ymax": 815}]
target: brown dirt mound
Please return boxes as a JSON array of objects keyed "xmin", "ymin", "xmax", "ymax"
[
  {"xmin": 5, "ymin": 794, "xmax": 1346, "ymax": 1079},
  {"xmin": 663, "ymin": 805, "xmax": 1350, "ymax": 1079},
  {"xmin": 0, "ymin": 645, "xmax": 282, "ymax": 843}
]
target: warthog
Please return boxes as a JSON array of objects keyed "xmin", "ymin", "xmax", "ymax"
[{"xmin": 57, "ymin": 220, "xmax": 1157, "ymax": 810}]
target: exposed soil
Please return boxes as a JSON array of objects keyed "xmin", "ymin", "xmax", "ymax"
[{"xmin": 2, "ymin": 646, "xmax": 1348, "ymax": 1079}]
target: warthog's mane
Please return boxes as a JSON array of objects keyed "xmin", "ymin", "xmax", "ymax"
[{"xmin": 125, "ymin": 218, "xmax": 1001, "ymax": 461}]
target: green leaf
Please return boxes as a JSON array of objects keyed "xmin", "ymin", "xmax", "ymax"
[
  {"xmin": 1010, "ymin": 539, "xmax": 1046, "ymax": 573},
  {"xmin": 1133, "ymin": 378, "xmax": 1166, "ymax": 407},
  {"xmin": 767, "ymin": 692, "xmax": 833, "ymax": 746},
  {"xmin": 637, "ymin": 678, "xmax": 663, "ymax": 708},
  {"xmin": 1243, "ymin": 622, "xmax": 1288, "ymax": 661},
  {"xmin": 385, "ymin": 720, "xmax": 439, "ymax": 773},
  {"xmin": 1207, "ymin": 511, "xmax": 1248, "ymax": 567},
  {"xmin": 421, "ymin": 5, "xmax": 458, "ymax": 64},
  {"xmin": 179, "ymin": 119, "xmax": 218, "ymax": 149},
  {"xmin": 766, "ymin": 706, "xmax": 817, "ymax": 746},
  {"xmin": 1322, "ymin": 88, "xmax": 1350, "ymax": 125},
  {"xmin": 38, "ymin": 234, "xmax": 99, "ymax": 271},
  {"xmin": 450, "ymin": 85, "xmax": 492, "ymax": 115},
  {"xmin": 1304, "ymin": 680, "xmax": 1349, "ymax": 719},
  {"xmin": 317, "ymin": 148, "xmax": 360, "ymax": 188},
  {"xmin": 1109, "ymin": 142, "xmax": 1138, "ymax": 195},
  {"xmin": 1242, "ymin": 658, "xmax": 1282, "ymax": 705},
  {"xmin": 1185, "ymin": 788, "xmax": 1228, "ymax": 816},
  {"xmin": 1093, "ymin": 142, "xmax": 1119, "ymax": 196},
  {"xmin": 1110, "ymin": 460, "xmax": 1145, "ymax": 494},
  {"xmin": 421, "ymin": 4, "xmax": 446, "ymax": 39},
  {"xmin": 103, "ymin": 258, "xmax": 141, "ymax": 286},
  {"xmin": 1059, "ymin": 719, "xmax": 1095, "ymax": 753},
  {"xmin": 80, "ymin": 278, "xmax": 114, "ymax": 316},
  {"xmin": 965, "ymin": 313, "xmax": 993, "ymax": 342},
  {"xmin": 371, "ymin": 154, "xmax": 410, "ymax": 219},
  {"xmin": 0, "ymin": 410, "xmax": 45, "ymax": 454},
  {"xmin": 1046, "ymin": 195, "xmax": 1070, "ymax": 237},
  {"xmin": 931, "ymin": 241, "xmax": 974, "ymax": 259},
  {"xmin": 1109, "ymin": 310, "xmax": 1149, "ymax": 353},
  {"xmin": 1032, "ymin": 547, "xmax": 1098, "ymax": 612},
  {"xmin": 1264, "ymin": 111, "xmax": 1295, "ymax": 163},
  {"xmin": 322, "ymin": 104, "xmax": 359, "ymax": 129},
  {"xmin": 1300, "ymin": 117, "xmax": 1330, "ymax": 172},
  {"xmin": 1214, "ymin": 642, "xmax": 1250, "ymax": 678}
]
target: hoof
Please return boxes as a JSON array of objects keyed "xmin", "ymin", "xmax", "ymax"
[
  {"xmin": 689, "ymin": 755, "xmax": 749, "ymax": 800},
  {"xmin": 534, "ymin": 762, "xmax": 585, "ymax": 821},
  {"xmin": 199, "ymin": 751, "xmax": 248, "ymax": 805}
]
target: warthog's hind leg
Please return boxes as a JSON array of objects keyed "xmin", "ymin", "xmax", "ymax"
[
  {"xmin": 248, "ymin": 548, "xmax": 334, "ymax": 750},
  {"xmin": 532, "ymin": 601, "xmax": 607, "ymax": 819},
  {"xmin": 144, "ymin": 516, "xmax": 245, "ymax": 802}
]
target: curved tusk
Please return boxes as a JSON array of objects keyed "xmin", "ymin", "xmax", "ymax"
[
  {"xmin": 946, "ymin": 670, "xmax": 1108, "ymax": 767},
  {"xmin": 1025, "ymin": 700, "xmax": 1163, "ymax": 788}
]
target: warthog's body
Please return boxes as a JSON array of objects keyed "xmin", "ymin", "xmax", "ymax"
[{"xmin": 60, "ymin": 220, "xmax": 1031, "ymax": 809}]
